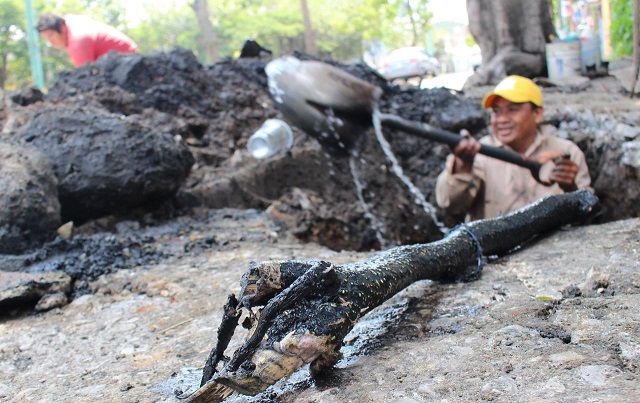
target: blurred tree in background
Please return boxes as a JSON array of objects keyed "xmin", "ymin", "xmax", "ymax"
[
  {"xmin": 2, "ymin": 0, "xmax": 434, "ymax": 90},
  {"xmin": 127, "ymin": 3, "xmax": 199, "ymax": 54},
  {"xmin": 610, "ymin": 0, "xmax": 633, "ymax": 57},
  {"xmin": 399, "ymin": 0, "xmax": 433, "ymax": 46},
  {"xmin": 0, "ymin": 0, "xmax": 30, "ymax": 89}
]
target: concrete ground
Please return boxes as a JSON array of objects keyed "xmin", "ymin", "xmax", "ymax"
[{"xmin": 1, "ymin": 212, "xmax": 638, "ymax": 402}]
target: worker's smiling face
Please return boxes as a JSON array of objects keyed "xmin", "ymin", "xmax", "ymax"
[
  {"xmin": 39, "ymin": 29, "xmax": 67, "ymax": 49},
  {"xmin": 490, "ymin": 96, "xmax": 543, "ymax": 153}
]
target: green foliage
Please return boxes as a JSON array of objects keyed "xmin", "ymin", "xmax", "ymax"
[
  {"xmin": 212, "ymin": 0, "xmax": 306, "ymax": 56},
  {"xmin": 81, "ymin": 0, "xmax": 127, "ymax": 28},
  {"xmin": 399, "ymin": 0, "xmax": 433, "ymax": 46},
  {"xmin": 127, "ymin": 4, "xmax": 198, "ymax": 54},
  {"xmin": 3, "ymin": 0, "xmax": 438, "ymax": 90},
  {"xmin": 207, "ymin": 0, "xmax": 427, "ymax": 58},
  {"xmin": 464, "ymin": 32, "xmax": 476, "ymax": 48},
  {"xmin": 0, "ymin": 0, "xmax": 30, "ymax": 90},
  {"xmin": 610, "ymin": 0, "xmax": 633, "ymax": 58}
]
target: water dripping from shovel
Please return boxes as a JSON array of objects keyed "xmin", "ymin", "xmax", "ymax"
[
  {"xmin": 265, "ymin": 56, "xmax": 449, "ymax": 246},
  {"xmin": 371, "ymin": 107, "xmax": 448, "ymax": 234},
  {"xmin": 349, "ymin": 154, "xmax": 388, "ymax": 248}
]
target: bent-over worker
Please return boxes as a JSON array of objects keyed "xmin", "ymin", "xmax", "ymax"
[{"xmin": 37, "ymin": 13, "xmax": 138, "ymax": 68}]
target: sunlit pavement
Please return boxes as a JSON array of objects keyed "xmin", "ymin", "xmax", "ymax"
[{"xmin": 421, "ymin": 70, "xmax": 474, "ymax": 91}]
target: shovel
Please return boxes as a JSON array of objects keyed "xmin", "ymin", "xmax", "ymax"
[{"xmin": 265, "ymin": 57, "xmax": 544, "ymax": 182}]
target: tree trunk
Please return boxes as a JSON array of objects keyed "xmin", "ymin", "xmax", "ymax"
[
  {"xmin": 187, "ymin": 190, "xmax": 599, "ymax": 401},
  {"xmin": 631, "ymin": 0, "xmax": 640, "ymax": 97},
  {"xmin": 191, "ymin": 0, "xmax": 219, "ymax": 63},
  {"xmin": 0, "ymin": 53, "xmax": 7, "ymax": 90},
  {"xmin": 405, "ymin": 0, "xmax": 420, "ymax": 46},
  {"xmin": 300, "ymin": 0, "xmax": 317, "ymax": 55},
  {"xmin": 464, "ymin": 0, "xmax": 556, "ymax": 88}
]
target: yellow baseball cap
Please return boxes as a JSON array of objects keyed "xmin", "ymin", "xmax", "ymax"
[{"xmin": 482, "ymin": 75, "xmax": 543, "ymax": 108}]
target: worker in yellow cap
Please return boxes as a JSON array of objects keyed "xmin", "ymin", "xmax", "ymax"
[{"xmin": 435, "ymin": 75, "xmax": 591, "ymax": 221}]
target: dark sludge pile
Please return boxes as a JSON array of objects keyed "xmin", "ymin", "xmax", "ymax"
[
  {"xmin": 0, "ymin": 209, "xmax": 271, "ymax": 314},
  {"xmin": 0, "ymin": 231, "xmax": 164, "ymax": 313},
  {"xmin": 2, "ymin": 232, "xmax": 164, "ymax": 297},
  {"xmin": 3, "ymin": 47, "xmax": 487, "ymax": 251}
]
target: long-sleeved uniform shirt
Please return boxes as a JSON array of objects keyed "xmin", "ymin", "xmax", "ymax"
[
  {"xmin": 64, "ymin": 15, "xmax": 138, "ymax": 67},
  {"xmin": 435, "ymin": 125, "xmax": 591, "ymax": 221}
]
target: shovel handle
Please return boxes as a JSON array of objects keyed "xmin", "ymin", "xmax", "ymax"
[{"xmin": 378, "ymin": 113, "xmax": 542, "ymax": 180}]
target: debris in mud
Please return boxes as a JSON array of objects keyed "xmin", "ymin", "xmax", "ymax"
[
  {"xmin": 1, "ymin": 33, "xmax": 640, "ymax": 403},
  {"xmin": 0, "ymin": 207, "xmax": 280, "ymax": 311},
  {"xmin": 9, "ymin": 87, "xmax": 44, "ymax": 107},
  {"xmin": 1, "ymin": 211, "xmax": 637, "ymax": 402},
  {"xmin": 0, "ymin": 230, "xmax": 165, "ymax": 302},
  {"xmin": 0, "ymin": 270, "xmax": 70, "ymax": 313},
  {"xmin": 45, "ymin": 48, "xmax": 274, "ymax": 160},
  {"xmin": 0, "ymin": 46, "xmax": 638, "ymax": 310},
  {"xmin": 189, "ymin": 191, "xmax": 599, "ymax": 401},
  {"xmin": 579, "ymin": 267, "xmax": 611, "ymax": 297}
]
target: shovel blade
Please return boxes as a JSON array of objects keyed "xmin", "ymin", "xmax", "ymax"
[{"xmin": 266, "ymin": 56, "xmax": 381, "ymax": 154}]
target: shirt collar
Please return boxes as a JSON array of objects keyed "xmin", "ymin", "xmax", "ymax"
[{"xmin": 489, "ymin": 126, "xmax": 549, "ymax": 157}]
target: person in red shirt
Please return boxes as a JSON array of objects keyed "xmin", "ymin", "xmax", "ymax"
[{"xmin": 36, "ymin": 13, "xmax": 138, "ymax": 67}]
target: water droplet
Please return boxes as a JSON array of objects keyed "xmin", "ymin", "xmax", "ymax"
[{"xmin": 371, "ymin": 108, "xmax": 447, "ymax": 234}]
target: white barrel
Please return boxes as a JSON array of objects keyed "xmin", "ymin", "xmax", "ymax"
[
  {"xmin": 247, "ymin": 119, "xmax": 293, "ymax": 159},
  {"xmin": 545, "ymin": 41, "xmax": 581, "ymax": 80}
]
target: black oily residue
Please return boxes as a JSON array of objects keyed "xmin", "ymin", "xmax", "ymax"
[
  {"xmin": 2, "ymin": 208, "xmax": 270, "ymax": 299},
  {"xmin": 338, "ymin": 294, "xmax": 413, "ymax": 362},
  {"xmin": 164, "ymin": 285, "xmax": 434, "ymax": 403},
  {"xmin": 218, "ymin": 283, "xmax": 473, "ymax": 402},
  {"xmin": 536, "ymin": 324, "xmax": 572, "ymax": 344},
  {"xmin": 342, "ymin": 281, "xmax": 481, "ymax": 347},
  {"xmin": 20, "ymin": 233, "xmax": 164, "ymax": 296}
]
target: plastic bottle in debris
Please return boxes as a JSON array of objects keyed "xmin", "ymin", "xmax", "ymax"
[{"xmin": 247, "ymin": 119, "xmax": 294, "ymax": 159}]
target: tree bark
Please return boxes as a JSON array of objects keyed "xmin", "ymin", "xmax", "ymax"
[
  {"xmin": 631, "ymin": 0, "xmax": 640, "ymax": 97},
  {"xmin": 187, "ymin": 190, "xmax": 599, "ymax": 401},
  {"xmin": 405, "ymin": 0, "xmax": 420, "ymax": 46},
  {"xmin": 191, "ymin": 0, "xmax": 219, "ymax": 63},
  {"xmin": 0, "ymin": 53, "xmax": 7, "ymax": 90},
  {"xmin": 300, "ymin": 0, "xmax": 317, "ymax": 55},
  {"xmin": 464, "ymin": 0, "xmax": 556, "ymax": 88}
]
